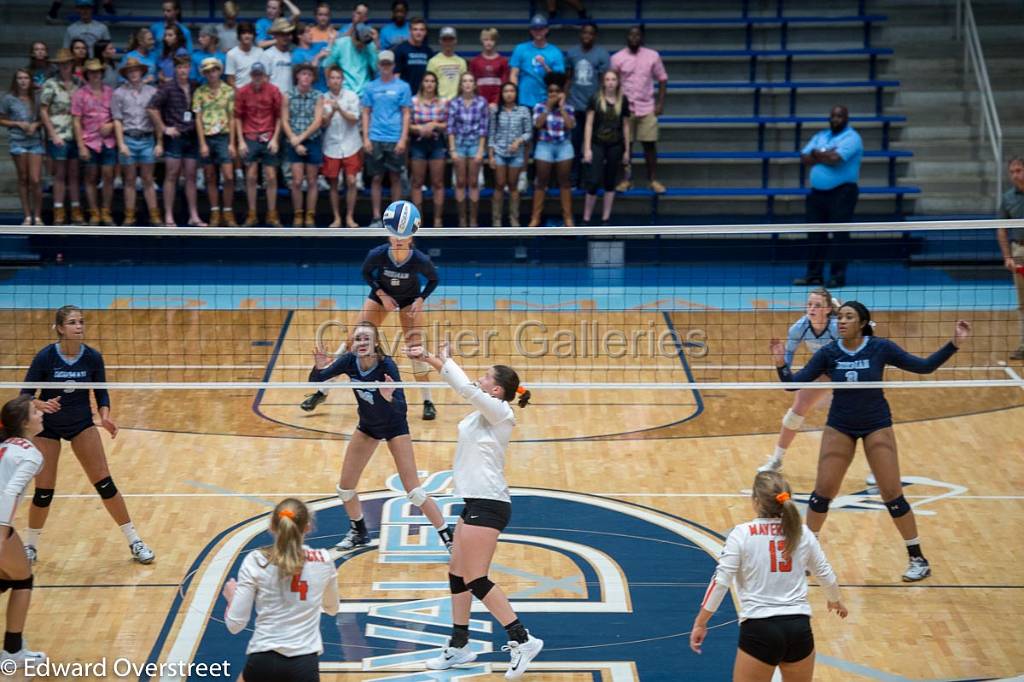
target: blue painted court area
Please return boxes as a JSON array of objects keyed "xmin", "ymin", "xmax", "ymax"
[{"xmin": 0, "ymin": 263, "xmax": 1013, "ymax": 311}]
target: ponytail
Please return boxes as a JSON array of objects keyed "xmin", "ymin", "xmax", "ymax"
[
  {"xmin": 264, "ymin": 498, "xmax": 310, "ymax": 578},
  {"xmin": 752, "ymin": 471, "xmax": 803, "ymax": 560},
  {"xmin": 492, "ymin": 364, "xmax": 530, "ymax": 408},
  {"xmin": 0, "ymin": 395, "xmax": 34, "ymax": 441}
]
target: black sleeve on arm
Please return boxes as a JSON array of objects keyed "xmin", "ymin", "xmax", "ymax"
[
  {"xmin": 92, "ymin": 350, "xmax": 111, "ymax": 408},
  {"xmin": 885, "ymin": 339, "xmax": 958, "ymax": 374},
  {"xmin": 418, "ymin": 252, "xmax": 439, "ymax": 299},
  {"xmin": 776, "ymin": 347, "xmax": 830, "ymax": 391},
  {"xmin": 362, "ymin": 250, "xmax": 379, "ymax": 291},
  {"xmin": 309, "ymin": 353, "xmax": 354, "ymax": 382}
]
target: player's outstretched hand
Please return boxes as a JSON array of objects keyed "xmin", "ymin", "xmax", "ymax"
[
  {"xmin": 37, "ymin": 396, "xmax": 62, "ymax": 414},
  {"xmin": 312, "ymin": 344, "xmax": 332, "ymax": 369},
  {"xmin": 689, "ymin": 622, "xmax": 707, "ymax": 654},
  {"xmin": 380, "ymin": 373, "xmax": 396, "ymax": 402},
  {"xmin": 828, "ymin": 600, "xmax": 848, "ymax": 618},
  {"xmin": 437, "ymin": 341, "xmax": 451, "ymax": 362},
  {"xmin": 769, "ymin": 338, "xmax": 786, "ymax": 367},
  {"xmin": 953, "ymin": 320, "xmax": 971, "ymax": 346}
]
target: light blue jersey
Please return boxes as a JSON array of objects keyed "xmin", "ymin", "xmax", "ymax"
[{"xmin": 784, "ymin": 315, "xmax": 839, "ymax": 366}]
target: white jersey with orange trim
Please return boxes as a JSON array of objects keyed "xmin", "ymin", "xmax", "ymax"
[
  {"xmin": 700, "ymin": 519, "xmax": 841, "ymax": 621},
  {"xmin": 0, "ymin": 437, "xmax": 44, "ymax": 527},
  {"xmin": 225, "ymin": 545, "xmax": 340, "ymax": 656}
]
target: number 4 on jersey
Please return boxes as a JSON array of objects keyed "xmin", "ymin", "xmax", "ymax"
[
  {"xmin": 290, "ymin": 575, "xmax": 308, "ymax": 600},
  {"xmin": 768, "ymin": 540, "xmax": 792, "ymax": 573}
]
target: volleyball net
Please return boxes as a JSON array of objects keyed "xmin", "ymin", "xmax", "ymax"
[{"xmin": 1, "ymin": 220, "xmax": 1023, "ymax": 393}]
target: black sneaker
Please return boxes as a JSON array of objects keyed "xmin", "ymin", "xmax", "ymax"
[
  {"xmin": 334, "ymin": 528, "xmax": 371, "ymax": 551},
  {"xmin": 300, "ymin": 391, "xmax": 327, "ymax": 412},
  {"xmin": 422, "ymin": 399, "xmax": 437, "ymax": 420}
]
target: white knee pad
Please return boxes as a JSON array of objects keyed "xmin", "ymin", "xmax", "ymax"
[
  {"xmin": 411, "ymin": 359, "xmax": 431, "ymax": 376},
  {"xmin": 336, "ymin": 485, "xmax": 357, "ymax": 502},
  {"xmin": 782, "ymin": 409, "xmax": 805, "ymax": 431},
  {"xmin": 406, "ymin": 486, "xmax": 428, "ymax": 506}
]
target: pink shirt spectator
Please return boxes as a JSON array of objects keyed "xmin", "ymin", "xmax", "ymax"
[
  {"xmin": 610, "ymin": 46, "xmax": 667, "ymax": 118},
  {"xmin": 71, "ymin": 84, "xmax": 116, "ymax": 151}
]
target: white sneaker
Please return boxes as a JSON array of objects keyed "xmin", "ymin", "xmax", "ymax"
[
  {"xmin": 902, "ymin": 556, "xmax": 931, "ymax": 582},
  {"xmin": 113, "ymin": 175, "xmax": 124, "ymax": 190},
  {"xmin": 317, "ymin": 176, "xmax": 330, "ymax": 191},
  {"xmin": 130, "ymin": 539, "xmax": 155, "ymax": 564},
  {"xmin": 197, "ymin": 169, "xmax": 206, "ymax": 191},
  {"xmin": 425, "ymin": 645, "xmax": 477, "ymax": 670},
  {"xmin": 503, "ymin": 634, "xmax": 543, "ymax": 679},
  {"xmin": 1, "ymin": 645, "xmax": 47, "ymax": 669},
  {"xmin": 757, "ymin": 453, "xmax": 783, "ymax": 473},
  {"xmin": 24, "ymin": 544, "xmax": 36, "ymax": 565},
  {"xmin": 866, "ymin": 472, "xmax": 877, "ymax": 486}
]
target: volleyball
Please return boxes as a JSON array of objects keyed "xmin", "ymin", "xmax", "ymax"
[{"xmin": 382, "ymin": 200, "xmax": 421, "ymax": 238}]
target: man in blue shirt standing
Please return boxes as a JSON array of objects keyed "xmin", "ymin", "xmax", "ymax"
[
  {"xmin": 510, "ymin": 14, "xmax": 566, "ymax": 109},
  {"xmin": 795, "ymin": 105, "xmax": 863, "ymax": 288},
  {"xmin": 361, "ymin": 50, "xmax": 411, "ymax": 228},
  {"xmin": 565, "ymin": 22, "xmax": 608, "ymax": 187}
]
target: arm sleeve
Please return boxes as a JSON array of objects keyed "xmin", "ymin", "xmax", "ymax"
[
  {"xmin": 224, "ymin": 554, "xmax": 257, "ymax": 635},
  {"xmin": 361, "ymin": 250, "xmax": 378, "ymax": 290},
  {"xmin": 835, "ymin": 130, "xmax": 862, "ymax": 161},
  {"xmin": 440, "ymin": 358, "xmax": 513, "ymax": 425},
  {"xmin": 784, "ymin": 320, "xmax": 804, "ymax": 367},
  {"xmin": 0, "ymin": 456, "xmax": 43, "ymax": 526},
  {"xmin": 652, "ymin": 53, "xmax": 667, "ymax": 82},
  {"xmin": 92, "ymin": 350, "xmax": 111, "ymax": 409},
  {"xmin": 21, "ymin": 351, "xmax": 46, "ymax": 398},
  {"xmin": 805, "ymin": 530, "xmax": 842, "ymax": 603},
  {"xmin": 777, "ymin": 346, "xmax": 831, "ymax": 386},
  {"xmin": 701, "ymin": 529, "xmax": 741, "ymax": 613},
  {"xmin": 418, "ymin": 253, "xmax": 439, "ymax": 299},
  {"xmin": 884, "ymin": 339, "xmax": 958, "ymax": 374},
  {"xmin": 487, "ymin": 108, "xmax": 497, "ymax": 149},
  {"xmin": 309, "ymin": 353, "xmax": 354, "ymax": 382}
]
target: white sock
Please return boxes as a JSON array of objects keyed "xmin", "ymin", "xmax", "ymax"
[
  {"xmin": 23, "ymin": 528, "xmax": 41, "ymax": 548},
  {"xmin": 904, "ymin": 536, "xmax": 920, "ymax": 548},
  {"xmin": 422, "ymin": 387, "xmax": 432, "ymax": 402},
  {"xmin": 70, "ymin": 201, "xmax": 80, "ymax": 207},
  {"xmin": 120, "ymin": 522, "xmax": 141, "ymax": 545},
  {"xmin": 53, "ymin": 203, "xmax": 63, "ymax": 209},
  {"xmin": 773, "ymin": 445, "xmax": 786, "ymax": 459},
  {"xmin": 210, "ymin": 205, "xmax": 220, "ymax": 211}
]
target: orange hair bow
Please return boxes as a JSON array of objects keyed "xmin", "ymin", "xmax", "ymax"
[
  {"xmin": 516, "ymin": 386, "xmax": 527, "ymax": 395},
  {"xmin": 775, "ymin": 492, "xmax": 790, "ymax": 503},
  {"xmin": 277, "ymin": 509, "xmax": 296, "ymax": 520}
]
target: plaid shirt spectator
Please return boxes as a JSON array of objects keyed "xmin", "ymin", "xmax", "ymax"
[
  {"xmin": 412, "ymin": 95, "xmax": 447, "ymax": 140},
  {"xmin": 487, "ymin": 104, "xmax": 532, "ymax": 156},
  {"xmin": 111, "ymin": 82, "xmax": 157, "ymax": 132},
  {"xmin": 288, "ymin": 88, "xmax": 321, "ymax": 140},
  {"xmin": 533, "ymin": 102, "xmax": 574, "ymax": 144},
  {"xmin": 446, "ymin": 95, "xmax": 488, "ymax": 145},
  {"xmin": 149, "ymin": 80, "xmax": 195, "ymax": 134}
]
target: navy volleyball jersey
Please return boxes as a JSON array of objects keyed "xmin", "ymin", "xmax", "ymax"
[
  {"xmin": 21, "ymin": 343, "xmax": 110, "ymax": 428},
  {"xmin": 362, "ymin": 244, "xmax": 439, "ymax": 302},
  {"xmin": 309, "ymin": 353, "xmax": 408, "ymax": 430},
  {"xmin": 778, "ymin": 337, "xmax": 958, "ymax": 433}
]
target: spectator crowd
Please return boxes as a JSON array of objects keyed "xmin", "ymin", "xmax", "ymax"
[{"xmin": 0, "ymin": 0, "xmax": 671, "ymax": 227}]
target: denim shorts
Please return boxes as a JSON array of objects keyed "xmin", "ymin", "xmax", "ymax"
[
  {"xmin": 286, "ymin": 136, "xmax": 323, "ymax": 165},
  {"xmin": 201, "ymin": 133, "xmax": 233, "ymax": 166},
  {"xmin": 120, "ymin": 134, "xmax": 156, "ymax": 165},
  {"xmin": 534, "ymin": 139, "xmax": 574, "ymax": 163},
  {"xmin": 492, "ymin": 150, "xmax": 525, "ymax": 168},
  {"xmin": 86, "ymin": 145, "xmax": 117, "ymax": 166},
  {"xmin": 410, "ymin": 135, "xmax": 445, "ymax": 161},
  {"xmin": 10, "ymin": 139, "xmax": 44, "ymax": 156},
  {"xmin": 244, "ymin": 138, "xmax": 280, "ymax": 166},
  {"xmin": 453, "ymin": 138, "xmax": 482, "ymax": 159},
  {"xmin": 47, "ymin": 139, "xmax": 79, "ymax": 161},
  {"xmin": 163, "ymin": 132, "xmax": 199, "ymax": 160}
]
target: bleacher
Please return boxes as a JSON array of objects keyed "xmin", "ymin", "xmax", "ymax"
[{"xmin": 0, "ymin": 0, "xmax": 919, "ymax": 222}]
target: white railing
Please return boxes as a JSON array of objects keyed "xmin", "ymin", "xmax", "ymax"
[{"xmin": 955, "ymin": 0, "xmax": 1003, "ymax": 210}]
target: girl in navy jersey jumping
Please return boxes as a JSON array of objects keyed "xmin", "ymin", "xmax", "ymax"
[
  {"xmin": 309, "ymin": 321, "xmax": 453, "ymax": 552},
  {"xmin": 301, "ymin": 235, "xmax": 441, "ymax": 421},
  {"xmin": 20, "ymin": 305, "xmax": 154, "ymax": 565},
  {"xmin": 771, "ymin": 302, "xmax": 970, "ymax": 581}
]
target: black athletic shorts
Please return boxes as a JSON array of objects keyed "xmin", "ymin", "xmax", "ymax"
[
  {"xmin": 826, "ymin": 419, "xmax": 893, "ymax": 440},
  {"xmin": 738, "ymin": 614, "xmax": 814, "ymax": 666},
  {"xmin": 460, "ymin": 498, "xmax": 512, "ymax": 531},
  {"xmin": 356, "ymin": 418, "xmax": 410, "ymax": 441},
  {"xmin": 243, "ymin": 651, "xmax": 320, "ymax": 682},
  {"xmin": 368, "ymin": 292, "xmax": 420, "ymax": 310},
  {"xmin": 38, "ymin": 418, "xmax": 95, "ymax": 442}
]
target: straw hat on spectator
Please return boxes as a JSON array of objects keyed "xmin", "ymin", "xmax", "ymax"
[
  {"xmin": 269, "ymin": 17, "xmax": 294, "ymax": 34},
  {"xmin": 118, "ymin": 56, "xmax": 149, "ymax": 78}
]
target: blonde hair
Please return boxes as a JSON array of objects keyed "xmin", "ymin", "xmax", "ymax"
[
  {"xmin": 261, "ymin": 498, "xmax": 310, "ymax": 578},
  {"xmin": 808, "ymin": 286, "xmax": 839, "ymax": 316},
  {"xmin": 596, "ymin": 69, "xmax": 623, "ymax": 117},
  {"xmin": 752, "ymin": 471, "xmax": 802, "ymax": 559},
  {"xmin": 480, "ymin": 27, "xmax": 499, "ymax": 42}
]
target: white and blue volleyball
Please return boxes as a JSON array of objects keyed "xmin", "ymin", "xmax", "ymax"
[{"xmin": 382, "ymin": 200, "xmax": 421, "ymax": 238}]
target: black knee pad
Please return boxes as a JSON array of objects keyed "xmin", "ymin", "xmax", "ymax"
[
  {"xmin": 0, "ymin": 576, "xmax": 33, "ymax": 593},
  {"xmin": 467, "ymin": 576, "xmax": 495, "ymax": 601},
  {"xmin": 448, "ymin": 573, "xmax": 468, "ymax": 595},
  {"xmin": 94, "ymin": 476, "xmax": 118, "ymax": 500},
  {"xmin": 32, "ymin": 488, "xmax": 55, "ymax": 508},
  {"xmin": 808, "ymin": 491, "xmax": 832, "ymax": 514},
  {"xmin": 885, "ymin": 494, "xmax": 911, "ymax": 518}
]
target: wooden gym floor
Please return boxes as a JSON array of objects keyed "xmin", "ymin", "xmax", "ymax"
[{"xmin": 1, "ymin": 309, "xmax": 1022, "ymax": 681}]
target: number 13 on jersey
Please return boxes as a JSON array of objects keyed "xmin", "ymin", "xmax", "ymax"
[{"xmin": 768, "ymin": 540, "xmax": 792, "ymax": 572}]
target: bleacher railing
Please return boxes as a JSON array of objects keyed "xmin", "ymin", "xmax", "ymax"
[{"xmin": 955, "ymin": 0, "xmax": 1003, "ymax": 210}]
